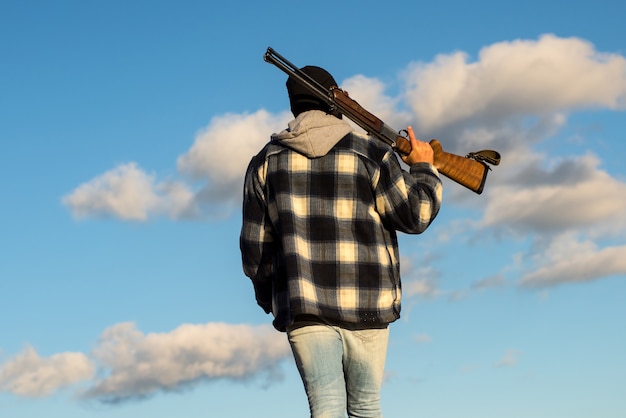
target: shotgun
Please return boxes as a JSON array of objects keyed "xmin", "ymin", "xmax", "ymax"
[{"xmin": 264, "ymin": 47, "xmax": 501, "ymax": 194}]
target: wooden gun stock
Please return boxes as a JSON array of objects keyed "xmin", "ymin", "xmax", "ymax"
[{"xmin": 395, "ymin": 136, "xmax": 490, "ymax": 194}]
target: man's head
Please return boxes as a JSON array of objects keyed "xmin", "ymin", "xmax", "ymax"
[{"xmin": 286, "ymin": 65, "xmax": 341, "ymax": 118}]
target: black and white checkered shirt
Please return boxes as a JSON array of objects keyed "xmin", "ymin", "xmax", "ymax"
[{"xmin": 240, "ymin": 129, "xmax": 442, "ymax": 332}]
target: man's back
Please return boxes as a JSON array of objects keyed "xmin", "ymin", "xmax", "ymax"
[{"xmin": 241, "ymin": 110, "xmax": 442, "ymax": 331}]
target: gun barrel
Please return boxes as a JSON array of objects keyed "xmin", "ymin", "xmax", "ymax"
[{"xmin": 264, "ymin": 48, "xmax": 334, "ymax": 107}]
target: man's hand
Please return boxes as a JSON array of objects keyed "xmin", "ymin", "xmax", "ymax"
[{"xmin": 401, "ymin": 126, "xmax": 434, "ymax": 166}]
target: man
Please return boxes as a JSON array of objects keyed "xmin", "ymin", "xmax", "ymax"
[{"xmin": 240, "ymin": 65, "xmax": 442, "ymax": 417}]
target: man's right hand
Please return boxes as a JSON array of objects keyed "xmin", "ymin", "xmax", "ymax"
[{"xmin": 401, "ymin": 126, "xmax": 434, "ymax": 166}]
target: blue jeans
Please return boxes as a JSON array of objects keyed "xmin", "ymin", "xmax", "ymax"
[{"xmin": 287, "ymin": 322, "xmax": 389, "ymax": 418}]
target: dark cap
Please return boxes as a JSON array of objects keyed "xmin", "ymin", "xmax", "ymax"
[{"xmin": 286, "ymin": 65, "xmax": 341, "ymax": 118}]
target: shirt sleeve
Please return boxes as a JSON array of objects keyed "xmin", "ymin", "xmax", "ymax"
[
  {"xmin": 239, "ymin": 156, "xmax": 274, "ymax": 314},
  {"xmin": 373, "ymin": 150, "xmax": 443, "ymax": 234}
]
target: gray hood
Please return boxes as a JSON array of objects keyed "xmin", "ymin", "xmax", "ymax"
[{"xmin": 271, "ymin": 110, "xmax": 354, "ymax": 158}]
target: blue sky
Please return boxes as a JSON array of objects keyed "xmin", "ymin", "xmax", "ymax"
[{"xmin": 1, "ymin": 1, "xmax": 625, "ymax": 417}]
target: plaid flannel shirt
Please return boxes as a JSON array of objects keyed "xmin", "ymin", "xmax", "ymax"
[{"xmin": 240, "ymin": 131, "xmax": 442, "ymax": 331}]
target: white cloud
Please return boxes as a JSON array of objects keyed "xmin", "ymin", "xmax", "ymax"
[
  {"xmin": 0, "ymin": 346, "xmax": 94, "ymax": 397},
  {"xmin": 404, "ymin": 34, "xmax": 626, "ymax": 131},
  {"xmin": 62, "ymin": 163, "xmax": 197, "ymax": 221},
  {"xmin": 495, "ymin": 349, "xmax": 521, "ymax": 368},
  {"xmin": 471, "ymin": 274, "xmax": 507, "ymax": 290},
  {"xmin": 63, "ymin": 110, "xmax": 290, "ymax": 221},
  {"xmin": 82, "ymin": 322, "xmax": 291, "ymax": 403},
  {"xmin": 0, "ymin": 322, "xmax": 291, "ymax": 402},
  {"xmin": 520, "ymin": 234, "xmax": 626, "ymax": 288},
  {"xmin": 177, "ymin": 110, "xmax": 291, "ymax": 201},
  {"xmin": 413, "ymin": 334, "xmax": 433, "ymax": 344},
  {"xmin": 404, "ymin": 279, "xmax": 440, "ymax": 298},
  {"xmin": 481, "ymin": 153, "xmax": 626, "ymax": 234},
  {"xmin": 400, "ymin": 255, "xmax": 442, "ymax": 298}
]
